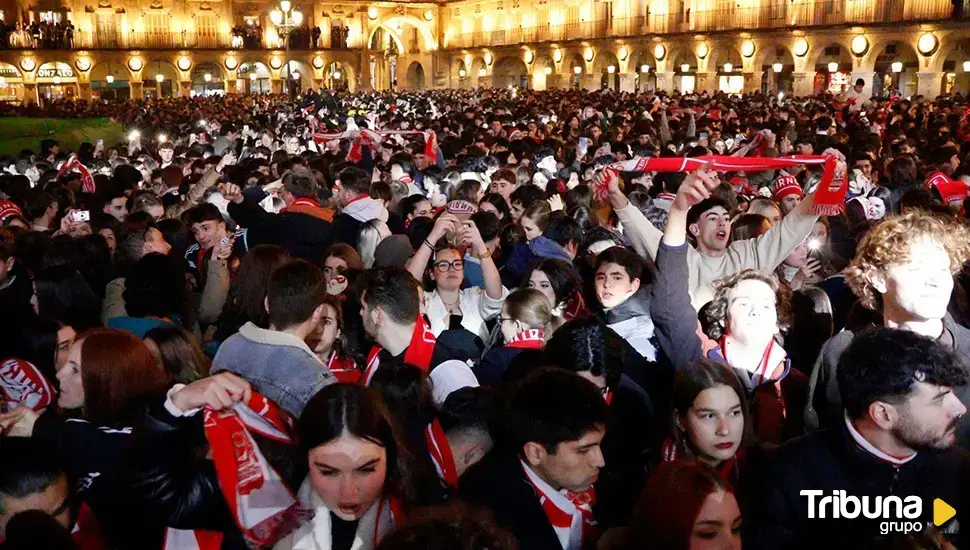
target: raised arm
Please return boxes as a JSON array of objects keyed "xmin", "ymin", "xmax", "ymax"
[
  {"xmin": 735, "ymin": 186, "xmax": 820, "ymax": 272},
  {"xmin": 605, "ymin": 171, "xmax": 662, "ymax": 261},
  {"xmin": 405, "ymin": 213, "xmax": 459, "ymax": 283},
  {"xmin": 461, "ymin": 220, "xmax": 503, "ymax": 302},
  {"xmin": 651, "ymin": 166, "xmax": 720, "ymax": 369}
]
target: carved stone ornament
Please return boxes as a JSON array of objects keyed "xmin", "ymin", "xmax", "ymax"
[
  {"xmin": 393, "ymin": 4, "xmax": 406, "ymax": 15},
  {"xmin": 199, "ymin": 2, "xmax": 211, "ymax": 9},
  {"xmin": 149, "ymin": 0, "xmax": 163, "ymax": 8},
  {"xmin": 97, "ymin": 0, "xmax": 111, "ymax": 8}
]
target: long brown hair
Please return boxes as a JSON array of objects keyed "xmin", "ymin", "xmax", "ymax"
[
  {"xmin": 144, "ymin": 325, "xmax": 210, "ymax": 384},
  {"xmin": 79, "ymin": 329, "xmax": 169, "ymax": 426},
  {"xmin": 669, "ymin": 357, "xmax": 750, "ymax": 459}
]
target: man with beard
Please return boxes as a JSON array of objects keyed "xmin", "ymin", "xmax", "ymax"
[
  {"xmin": 750, "ymin": 327, "xmax": 969, "ymax": 549},
  {"xmin": 806, "ymin": 211, "xmax": 970, "ymax": 447},
  {"xmin": 357, "ymin": 267, "xmax": 460, "ymax": 384}
]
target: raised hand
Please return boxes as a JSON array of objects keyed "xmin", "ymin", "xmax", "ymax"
[{"xmin": 671, "ymin": 164, "xmax": 720, "ymax": 213}]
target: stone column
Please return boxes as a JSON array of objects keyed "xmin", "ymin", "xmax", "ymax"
[
  {"xmin": 23, "ymin": 83, "xmax": 37, "ymax": 104},
  {"xmin": 849, "ymin": 71, "xmax": 876, "ymax": 97},
  {"xmin": 618, "ymin": 73, "xmax": 636, "ymax": 93},
  {"xmin": 743, "ymin": 71, "xmax": 763, "ymax": 94},
  {"xmin": 792, "ymin": 71, "xmax": 816, "ymax": 97},
  {"xmin": 581, "ymin": 74, "xmax": 598, "ymax": 91},
  {"xmin": 655, "ymin": 71, "xmax": 675, "ymax": 93},
  {"xmin": 695, "ymin": 71, "xmax": 716, "ymax": 94},
  {"xmin": 179, "ymin": 80, "xmax": 191, "ymax": 97},
  {"xmin": 79, "ymin": 82, "xmax": 92, "ymax": 101},
  {"xmin": 130, "ymin": 81, "xmax": 143, "ymax": 99},
  {"xmin": 271, "ymin": 78, "xmax": 282, "ymax": 94},
  {"xmin": 358, "ymin": 50, "xmax": 372, "ymax": 91},
  {"xmin": 226, "ymin": 78, "xmax": 239, "ymax": 94},
  {"xmin": 546, "ymin": 74, "xmax": 563, "ymax": 89},
  {"xmin": 917, "ymin": 72, "xmax": 943, "ymax": 99}
]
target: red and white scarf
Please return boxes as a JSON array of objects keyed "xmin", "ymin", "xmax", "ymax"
[
  {"xmin": 425, "ymin": 418, "xmax": 459, "ymax": 490},
  {"xmin": 0, "ymin": 358, "xmax": 55, "ymax": 413},
  {"xmin": 718, "ymin": 336, "xmax": 788, "ymax": 387},
  {"xmin": 505, "ymin": 328, "xmax": 544, "ymax": 349},
  {"xmin": 326, "ymin": 352, "xmax": 361, "ymax": 385},
  {"xmin": 197, "ymin": 392, "xmax": 310, "ymax": 548},
  {"xmin": 56, "ymin": 154, "xmax": 96, "ymax": 193},
  {"xmin": 362, "ymin": 316, "xmax": 437, "ymax": 385},
  {"xmin": 280, "ymin": 197, "xmax": 321, "ymax": 213},
  {"xmin": 598, "ymin": 154, "xmax": 848, "ymax": 215},
  {"xmin": 312, "ymin": 128, "xmax": 440, "ymax": 165},
  {"xmin": 520, "ymin": 461, "xmax": 597, "ymax": 550}
]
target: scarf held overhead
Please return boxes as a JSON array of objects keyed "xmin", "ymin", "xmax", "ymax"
[{"xmin": 597, "ymin": 155, "xmax": 848, "ymax": 215}]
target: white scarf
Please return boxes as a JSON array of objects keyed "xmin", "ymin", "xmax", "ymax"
[{"xmin": 273, "ymin": 479, "xmax": 398, "ymax": 550}]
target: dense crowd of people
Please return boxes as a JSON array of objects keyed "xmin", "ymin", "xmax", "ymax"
[{"xmin": 0, "ymin": 83, "xmax": 969, "ymax": 550}]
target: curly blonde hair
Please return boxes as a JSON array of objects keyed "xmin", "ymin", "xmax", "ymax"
[{"xmin": 845, "ymin": 210, "xmax": 970, "ymax": 311}]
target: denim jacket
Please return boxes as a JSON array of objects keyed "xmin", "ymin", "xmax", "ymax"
[{"xmin": 211, "ymin": 322, "xmax": 335, "ymax": 417}]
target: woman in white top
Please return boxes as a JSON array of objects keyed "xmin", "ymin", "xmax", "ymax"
[
  {"xmin": 405, "ymin": 213, "xmax": 507, "ymax": 345},
  {"xmin": 275, "ymin": 384, "xmax": 416, "ymax": 550}
]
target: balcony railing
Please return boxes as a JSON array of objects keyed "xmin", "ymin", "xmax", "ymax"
[
  {"xmin": 0, "ymin": 30, "xmax": 362, "ymax": 50},
  {"xmin": 445, "ymin": 0, "xmax": 956, "ymax": 49}
]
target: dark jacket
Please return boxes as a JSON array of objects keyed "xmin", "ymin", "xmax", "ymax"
[
  {"xmin": 125, "ymin": 398, "xmax": 306, "ymax": 550},
  {"xmin": 227, "ymin": 196, "xmax": 334, "ymax": 262},
  {"xmin": 805, "ymin": 315, "xmax": 970, "ymax": 447},
  {"xmin": 331, "ymin": 212, "xmax": 364, "ymax": 248},
  {"xmin": 652, "ymin": 241, "xmax": 807, "ymax": 444},
  {"xmin": 474, "ymin": 346, "xmax": 544, "ymax": 387},
  {"xmin": 459, "ymin": 450, "xmax": 574, "ymax": 550},
  {"xmin": 748, "ymin": 421, "xmax": 970, "ymax": 549},
  {"xmin": 33, "ymin": 410, "xmax": 162, "ymax": 550}
]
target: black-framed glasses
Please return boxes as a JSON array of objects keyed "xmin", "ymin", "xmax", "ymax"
[
  {"xmin": 498, "ymin": 316, "xmax": 516, "ymax": 324},
  {"xmin": 434, "ymin": 260, "xmax": 464, "ymax": 272}
]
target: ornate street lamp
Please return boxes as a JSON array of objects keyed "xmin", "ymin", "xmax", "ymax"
[{"xmin": 271, "ymin": 1, "xmax": 303, "ymax": 98}]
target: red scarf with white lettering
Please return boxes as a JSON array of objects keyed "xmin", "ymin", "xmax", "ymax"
[
  {"xmin": 362, "ymin": 316, "xmax": 437, "ymax": 385},
  {"xmin": 425, "ymin": 418, "xmax": 459, "ymax": 490},
  {"xmin": 201, "ymin": 392, "xmax": 310, "ymax": 547},
  {"xmin": 598, "ymin": 154, "xmax": 848, "ymax": 215},
  {"xmin": 521, "ymin": 462, "xmax": 598, "ymax": 546},
  {"xmin": 56, "ymin": 154, "xmax": 96, "ymax": 193},
  {"xmin": 0, "ymin": 358, "xmax": 55, "ymax": 413},
  {"xmin": 505, "ymin": 328, "xmax": 544, "ymax": 349}
]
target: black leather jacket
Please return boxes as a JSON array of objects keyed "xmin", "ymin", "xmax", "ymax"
[{"xmin": 125, "ymin": 398, "xmax": 306, "ymax": 549}]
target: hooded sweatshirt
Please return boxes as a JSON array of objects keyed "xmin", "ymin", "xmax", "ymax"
[{"xmin": 332, "ymin": 195, "xmax": 388, "ymax": 246}]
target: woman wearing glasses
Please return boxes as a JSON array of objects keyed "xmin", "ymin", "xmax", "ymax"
[
  {"xmin": 476, "ymin": 287, "xmax": 551, "ymax": 387},
  {"xmin": 406, "ymin": 213, "xmax": 507, "ymax": 353}
]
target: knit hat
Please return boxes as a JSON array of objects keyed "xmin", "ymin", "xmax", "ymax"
[
  {"xmin": 926, "ymin": 171, "xmax": 969, "ymax": 205},
  {"xmin": 847, "ymin": 196, "xmax": 886, "ymax": 221},
  {"xmin": 373, "ymin": 235, "xmax": 413, "ymax": 268},
  {"xmin": 772, "ymin": 174, "xmax": 803, "ymax": 201},
  {"xmin": 0, "ymin": 200, "xmax": 23, "ymax": 223}
]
